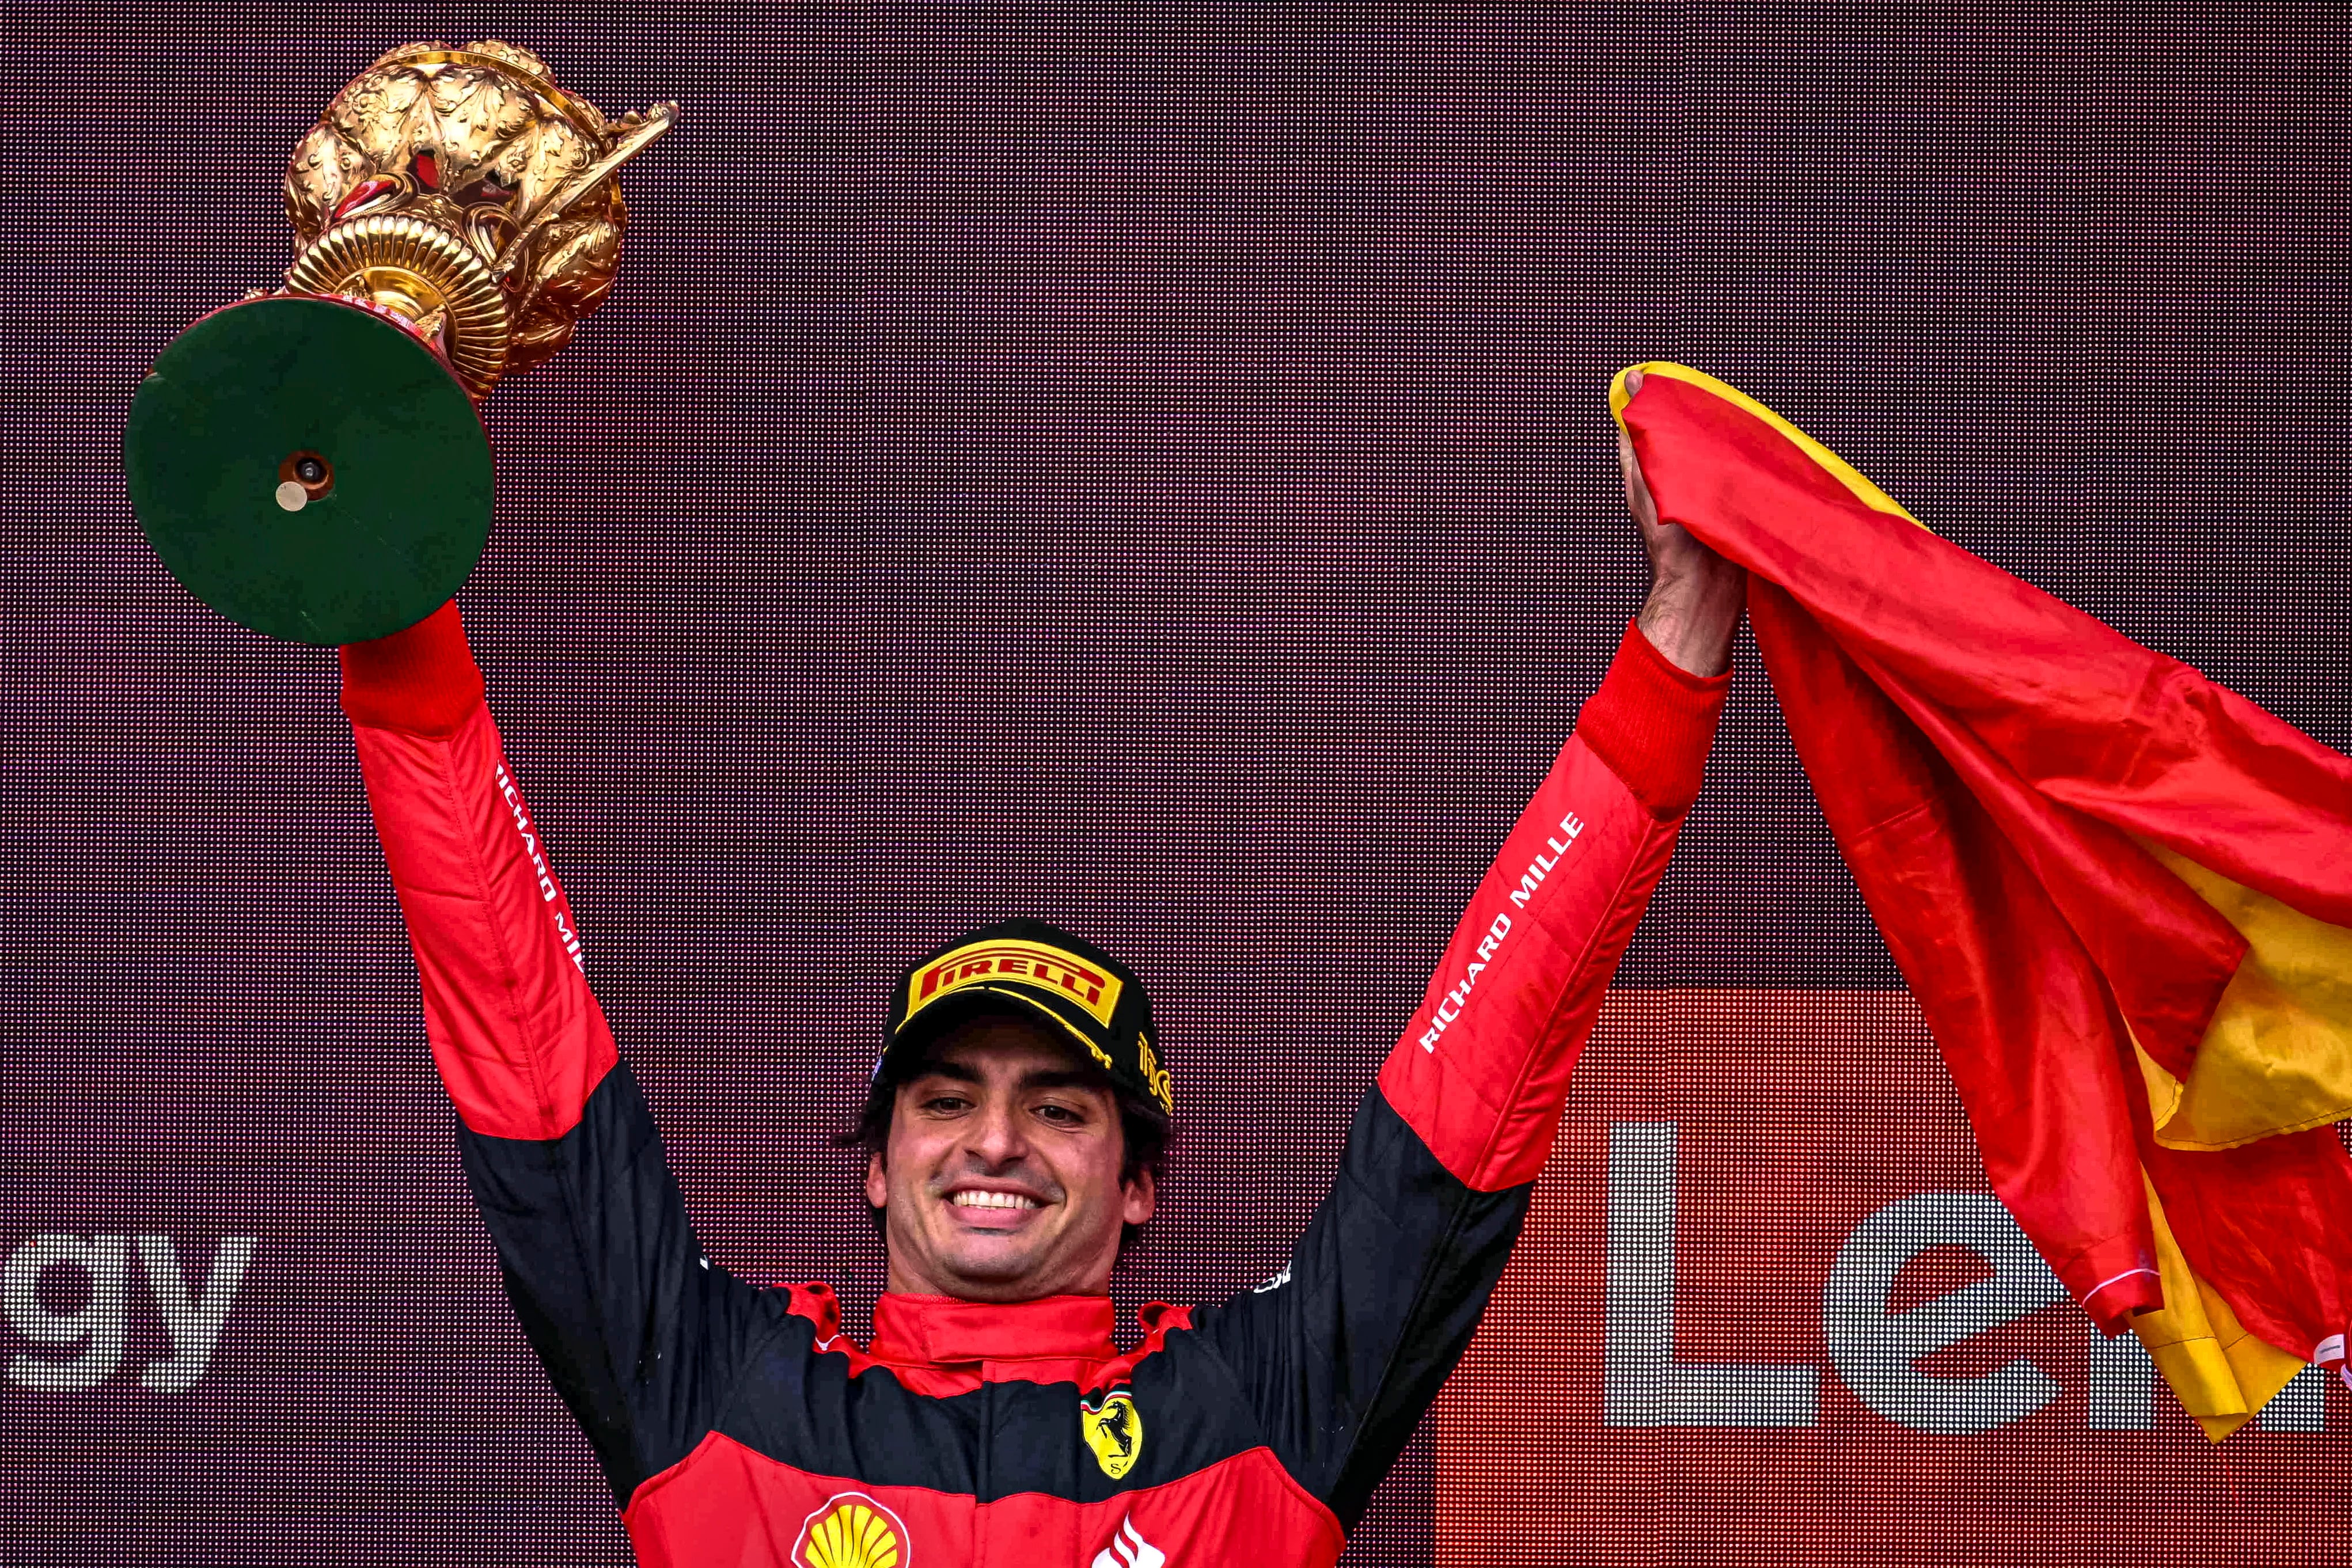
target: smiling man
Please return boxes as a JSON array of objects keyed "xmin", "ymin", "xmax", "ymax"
[
  {"xmin": 339, "ymin": 397, "xmax": 1741, "ymax": 1566},
  {"xmin": 853, "ymin": 967, "xmax": 1170, "ymax": 1304}
]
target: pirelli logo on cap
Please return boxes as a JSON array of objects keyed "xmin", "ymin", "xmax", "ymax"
[{"xmin": 906, "ymin": 938, "xmax": 1124, "ymax": 1027}]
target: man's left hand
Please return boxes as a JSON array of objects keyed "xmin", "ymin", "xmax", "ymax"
[{"xmin": 1619, "ymin": 367, "xmax": 1746, "ymax": 677}]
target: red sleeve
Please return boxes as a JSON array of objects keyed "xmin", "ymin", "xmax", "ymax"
[
  {"xmin": 342, "ymin": 602, "xmax": 619, "ymax": 1141},
  {"xmin": 1376, "ymin": 619, "xmax": 1729, "ymax": 1190}
]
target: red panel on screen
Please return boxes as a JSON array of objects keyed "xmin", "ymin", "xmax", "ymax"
[{"xmin": 1434, "ymin": 990, "xmax": 2348, "ymax": 1567}]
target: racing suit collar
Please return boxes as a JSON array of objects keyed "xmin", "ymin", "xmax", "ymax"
[{"xmin": 870, "ymin": 1292, "xmax": 1117, "ymax": 1366}]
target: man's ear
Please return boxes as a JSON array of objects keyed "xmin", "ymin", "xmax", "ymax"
[
  {"xmin": 1121, "ymin": 1165, "xmax": 1157, "ymax": 1227},
  {"xmin": 865, "ymin": 1149, "xmax": 889, "ymax": 1210}
]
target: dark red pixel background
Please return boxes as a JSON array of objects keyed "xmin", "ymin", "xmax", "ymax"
[{"xmin": 0, "ymin": 2, "xmax": 2345, "ymax": 1564}]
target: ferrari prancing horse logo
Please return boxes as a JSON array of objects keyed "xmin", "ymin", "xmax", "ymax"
[{"xmin": 1080, "ymin": 1385, "xmax": 1145, "ymax": 1480}]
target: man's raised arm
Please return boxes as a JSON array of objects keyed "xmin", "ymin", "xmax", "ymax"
[
  {"xmin": 1181, "ymin": 407, "xmax": 1743, "ymax": 1528},
  {"xmin": 342, "ymin": 602, "xmax": 777, "ymax": 1506}
]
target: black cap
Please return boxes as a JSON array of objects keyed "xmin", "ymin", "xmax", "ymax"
[{"xmin": 875, "ymin": 917, "xmax": 1172, "ymax": 1115}]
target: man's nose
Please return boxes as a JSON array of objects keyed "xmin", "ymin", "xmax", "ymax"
[{"xmin": 959, "ymin": 1098, "xmax": 1031, "ymax": 1167}]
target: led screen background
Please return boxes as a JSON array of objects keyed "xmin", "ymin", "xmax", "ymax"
[{"xmin": 2, "ymin": 2, "xmax": 2346, "ymax": 1563}]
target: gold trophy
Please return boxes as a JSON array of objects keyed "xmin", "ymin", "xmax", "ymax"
[{"xmin": 124, "ymin": 41, "xmax": 677, "ymax": 643}]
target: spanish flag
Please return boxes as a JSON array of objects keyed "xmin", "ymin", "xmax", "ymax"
[{"xmin": 1617, "ymin": 364, "xmax": 2352, "ymax": 1438}]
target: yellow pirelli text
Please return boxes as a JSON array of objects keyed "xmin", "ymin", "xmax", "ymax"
[{"xmin": 906, "ymin": 939, "xmax": 1125, "ymax": 1027}]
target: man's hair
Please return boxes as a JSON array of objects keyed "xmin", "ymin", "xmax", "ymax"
[{"xmin": 836, "ymin": 1004, "xmax": 1173, "ymax": 1255}]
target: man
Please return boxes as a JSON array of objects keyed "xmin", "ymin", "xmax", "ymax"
[{"xmin": 341, "ymin": 380, "xmax": 1742, "ymax": 1566}]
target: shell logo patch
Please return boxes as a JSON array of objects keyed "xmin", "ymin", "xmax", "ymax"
[
  {"xmin": 1080, "ymin": 1385, "xmax": 1145, "ymax": 1479},
  {"xmin": 793, "ymin": 1492, "xmax": 910, "ymax": 1568},
  {"xmin": 1091, "ymin": 1512, "xmax": 1167, "ymax": 1568}
]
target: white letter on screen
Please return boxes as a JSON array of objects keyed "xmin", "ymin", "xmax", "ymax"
[
  {"xmin": 1824, "ymin": 1193, "xmax": 2064, "ymax": 1434},
  {"xmin": 1604, "ymin": 1121, "xmax": 1819, "ymax": 1427},
  {"xmin": 3, "ymin": 1233, "xmax": 129, "ymax": 1392},
  {"xmin": 137, "ymin": 1235, "xmax": 256, "ymax": 1394}
]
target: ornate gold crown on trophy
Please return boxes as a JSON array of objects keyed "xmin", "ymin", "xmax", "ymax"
[
  {"xmin": 282, "ymin": 40, "xmax": 676, "ymax": 399},
  {"xmin": 124, "ymin": 41, "xmax": 678, "ymax": 644}
]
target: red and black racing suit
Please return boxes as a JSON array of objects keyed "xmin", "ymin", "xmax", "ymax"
[{"xmin": 342, "ymin": 603, "xmax": 1728, "ymax": 1566}]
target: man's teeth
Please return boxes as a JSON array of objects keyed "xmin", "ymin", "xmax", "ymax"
[{"xmin": 951, "ymin": 1190, "xmax": 1040, "ymax": 1210}]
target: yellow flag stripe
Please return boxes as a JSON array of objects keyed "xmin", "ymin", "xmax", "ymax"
[
  {"xmin": 2136, "ymin": 840, "xmax": 2352, "ymax": 1149},
  {"xmin": 1609, "ymin": 361, "xmax": 1926, "ymax": 527},
  {"xmin": 2130, "ymin": 1169, "xmax": 2309, "ymax": 1441}
]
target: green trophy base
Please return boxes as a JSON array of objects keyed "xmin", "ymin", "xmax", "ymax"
[{"xmin": 124, "ymin": 294, "xmax": 494, "ymax": 646}]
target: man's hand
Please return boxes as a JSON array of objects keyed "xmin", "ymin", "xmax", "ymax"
[{"xmin": 1619, "ymin": 367, "xmax": 1746, "ymax": 677}]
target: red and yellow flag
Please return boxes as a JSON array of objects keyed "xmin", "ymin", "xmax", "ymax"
[{"xmin": 1616, "ymin": 363, "xmax": 2352, "ymax": 1437}]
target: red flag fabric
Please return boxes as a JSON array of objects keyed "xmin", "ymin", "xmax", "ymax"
[{"xmin": 1615, "ymin": 364, "xmax": 2352, "ymax": 1416}]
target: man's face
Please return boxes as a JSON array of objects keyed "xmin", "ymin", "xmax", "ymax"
[{"xmin": 866, "ymin": 1013, "xmax": 1156, "ymax": 1302}]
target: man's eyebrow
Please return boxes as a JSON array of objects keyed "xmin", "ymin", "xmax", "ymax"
[
  {"xmin": 905, "ymin": 1061, "xmax": 1105, "ymax": 1096},
  {"xmin": 906, "ymin": 1060, "xmax": 984, "ymax": 1086},
  {"xmin": 1017, "ymin": 1069, "xmax": 1100, "ymax": 1094}
]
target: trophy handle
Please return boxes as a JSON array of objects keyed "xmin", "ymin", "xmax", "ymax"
[{"xmin": 494, "ymin": 105, "xmax": 680, "ymax": 283}]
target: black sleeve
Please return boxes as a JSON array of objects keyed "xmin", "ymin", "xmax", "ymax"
[
  {"xmin": 1183, "ymin": 1086, "xmax": 1530, "ymax": 1527},
  {"xmin": 458, "ymin": 1060, "xmax": 786, "ymax": 1504}
]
